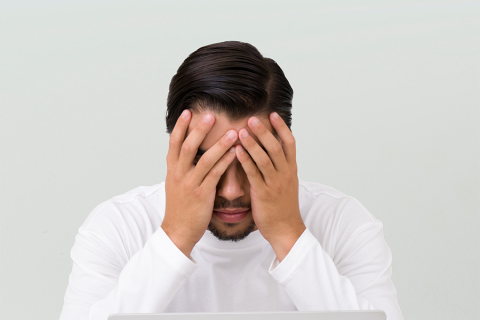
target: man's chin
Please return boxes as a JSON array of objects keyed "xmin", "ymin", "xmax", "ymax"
[{"xmin": 207, "ymin": 219, "xmax": 256, "ymax": 242}]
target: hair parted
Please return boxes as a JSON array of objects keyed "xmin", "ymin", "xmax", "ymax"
[{"xmin": 165, "ymin": 41, "xmax": 293, "ymax": 133}]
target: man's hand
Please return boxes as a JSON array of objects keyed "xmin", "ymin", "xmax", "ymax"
[
  {"xmin": 162, "ymin": 110, "xmax": 238, "ymax": 257},
  {"xmin": 235, "ymin": 112, "xmax": 306, "ymax": 262}
]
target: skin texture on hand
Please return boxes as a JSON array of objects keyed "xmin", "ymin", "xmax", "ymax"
[
  {"xmin": 163, "ymin": 108, "xmax": 305, "ymax": 262},
  {"xmin": 162, "ymin": 109, "xmax": 238, "ymax": 257},
  {"xmin": 235, "ymin": 112, "xmax": 306, "ymax": 262}
]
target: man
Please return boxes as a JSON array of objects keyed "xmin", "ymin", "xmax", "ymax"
[{"xmin": 60, "ymin": 41, "xmax": 403, "ymax": 320}]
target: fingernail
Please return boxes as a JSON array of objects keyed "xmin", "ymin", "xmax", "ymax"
[
  {"xmin": 229, "ymin": 147, "xmax": 235, "ymax": 153},
  {"xmin": 181, "ymin": 110, "xmax": 189, "ymax": 119},
  {"xmin": 272, "ymin": 112, "xmax": 279, "ymax": 120},
  {"xmin": 237, "ymin": 145, "xmax": 244, "ymax": 152},
  {"xmin": 203, "ymin": 114, "xmax": 213, "ymax": 123},
  {"xmin": 241, "ymin": 129, "xmax": 249, "ymax": 138},
  {"xmin": 227, "ymin": 130, "xmax": 236, "ymax": 140},
  {"xmin": 251, "ymin": 117, "xmax": 259, "ymax": 127}
]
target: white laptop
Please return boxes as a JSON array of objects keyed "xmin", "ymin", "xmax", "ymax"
[{"xmin": 108, "ymin": 311, "xmax": 386, "ymax": 320}]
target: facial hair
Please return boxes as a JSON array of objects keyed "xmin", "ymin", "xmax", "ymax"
[{"xmin": 208, "ymin": 197, "xmax": 256, "ymax": 242}]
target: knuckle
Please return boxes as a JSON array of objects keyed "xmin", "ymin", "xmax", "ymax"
[
  {"xmin": 210, "ymin": 167, "xmax": 221, "ymax": 178},
  {"xmin": 181, "ymin": 143, "xmax": 191, "ymax": 154},
  {"xmin": 172, "ymin": 172, "xmax": 182, "ymax": 184},
  {"xmin": 183, "ymin": 179, "xmax": 194, "ymax": 191},
  {"xmin": 193, "ymin": 187, "xmax": 203, "ymax": 199},
  {"xmin": 259, "ymin": 157, "xmax": 271, "ymax": 168},
  {"xmin": 287, "ymin": 136, "xmax": 296, "ymax": 147},
  {"xmin": 248, "ymin": 167, "xmax": 258, "ymax": 177},
  {"xmin": 169, "ymin": 138, "xmax": 179, "ymax": 148},
  {"xmin": 199, "ymin": 155, "xmax": 212, "ymax": 167},
  {"xmin": 271, "ymin": 144, "xmax": 283, "ymax": 156},
  {"xmin": 167, "ymin": 163, "xmax": 177, "ymax": 175}
]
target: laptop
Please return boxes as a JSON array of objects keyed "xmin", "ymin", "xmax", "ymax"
[{"xmin": 108, "ymin": 311, "xmax": 386, "ymax": 320}]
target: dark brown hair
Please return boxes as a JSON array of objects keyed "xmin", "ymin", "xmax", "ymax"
[{"xmin": 165, "ymin": 41, "xmax": 293, "ymax": 133}]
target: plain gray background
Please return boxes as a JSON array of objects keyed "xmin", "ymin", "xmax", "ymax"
[{"xmin": 1, "ymin": 1, "xmax": 479, "ymax": 319}]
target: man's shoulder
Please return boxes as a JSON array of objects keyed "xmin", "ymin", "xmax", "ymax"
[
  {"xmin": 298, "ymin": 179, "xmax": 351, "ymax": 200},
  {"xmin": 80, "ymin": 182, "xmax": 166, "ymax": 233},
  {"xmin": 298, "ymin": 179, "xmax": 378, "ymax": 234},
  {"xmin": 112, "ymin": 183, "xmax": 166, "ymax": 204},
  {"xmin": 298, "ymin": 179, "xmax": 363, "ymax": 211}
]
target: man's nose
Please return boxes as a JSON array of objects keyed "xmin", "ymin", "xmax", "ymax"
[{"xmin": 216, "ymin": 159, "xmax": 245, "ymax": 201}]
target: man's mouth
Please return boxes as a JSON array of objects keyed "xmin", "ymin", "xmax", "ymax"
[{"xmin": 213, "ymin": 208, "xmax": 250, "ymax": 223}]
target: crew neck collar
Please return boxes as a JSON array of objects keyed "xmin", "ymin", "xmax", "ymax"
[{"xmin": 197, "ymin": 228, "xmax": 267, "ymax": 249}]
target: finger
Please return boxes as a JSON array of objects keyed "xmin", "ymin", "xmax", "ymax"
[
  {"xmin": 247, "ymin": 116, "xmax": 288, "ymax": 172},
  {"xmin": 192, "ymin": 129, "xmax": 238, "ymax": 185},
  {"xmin": 269, "ymin": 112, "xmax": 296, "ymax": 166},
  {"xmin": 167, "ymin": 109, "xmax": 191, "ymax": 166},
  {"xmin": 201, "ymin": 147, "xmax": 236, "ymax": 192},
  {"xmin": 234, "ymin": 144, "xmax": 266, "ymax": 189},
  {"xmin": 177, "ymin": 113, "xmax": 215, "ymax": 173},
  {"xmin": 238, "ymin": 128, "xmax": 276, "ymax": 178}
]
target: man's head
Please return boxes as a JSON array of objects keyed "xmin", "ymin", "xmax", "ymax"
[{"xmin": 166, "ymin": 41, "xmax": 293, "ymax": 241}]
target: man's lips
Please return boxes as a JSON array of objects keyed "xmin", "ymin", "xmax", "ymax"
[
  {"xmin": 214, "ymin": 208, "xmax": 250, "ymax": 214},
  {"xmin": 213, "ymin": 208, "xmax": 250, "ymax": 223}
]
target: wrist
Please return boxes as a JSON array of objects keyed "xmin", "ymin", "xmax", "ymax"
[
  {"xmin": 268, "ymin": 222, "xmax": 306, "ymax": 262},
  {"xmin": 161, "ymin": 223, "xmax": 196, "ymax": 257}
]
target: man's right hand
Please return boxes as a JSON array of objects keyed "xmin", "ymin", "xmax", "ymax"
[{"xmin": 161, "ymin": 109, "xmax": 238, "ymax": 257}]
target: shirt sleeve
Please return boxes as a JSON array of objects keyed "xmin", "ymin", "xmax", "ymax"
[
  {"xmin": 268, "ymin": 215, "xmax": 403, "ymax": 320},
  {"xmin": 59, "ymin": 215, "xmax": 197, "ymax": 320}
]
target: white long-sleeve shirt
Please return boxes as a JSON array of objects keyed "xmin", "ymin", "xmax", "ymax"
[{"xmin": 60, "ymin": 179, "xmax": 403, "ymax": 320}]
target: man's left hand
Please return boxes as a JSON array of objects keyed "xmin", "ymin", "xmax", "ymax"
[{"xmin": 235, "ymin": 112, "xmax": 306, "ymax": 262}]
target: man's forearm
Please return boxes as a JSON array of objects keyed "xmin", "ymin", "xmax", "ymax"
[
  {"xmin": 269, "ymin": 225, "xmax": 404, "ymax": 320},
  {"xmin": 60, "ymin": 226, "xmax": 197, "ymax": 319}
]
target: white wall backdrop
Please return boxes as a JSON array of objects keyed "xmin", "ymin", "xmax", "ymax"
[{"xmin": 1, "ymin": 1, "xmax": 478, "ymax": 319}]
